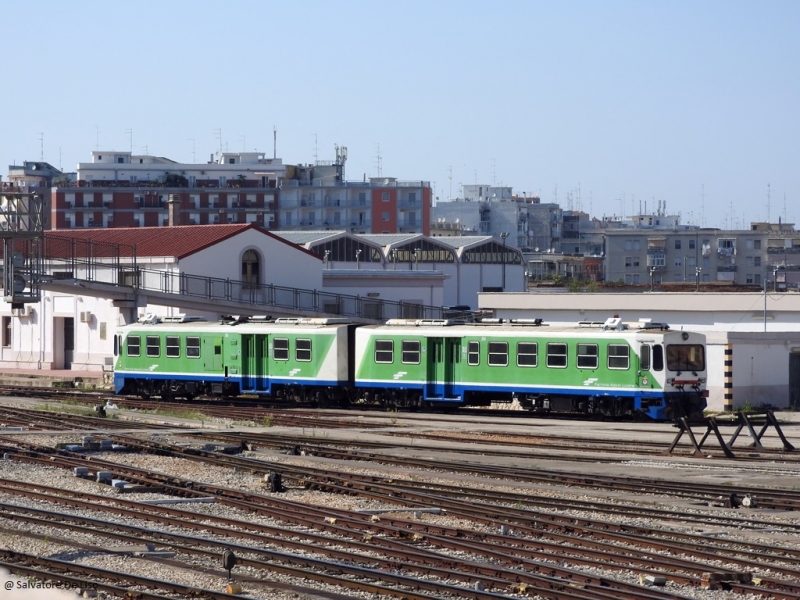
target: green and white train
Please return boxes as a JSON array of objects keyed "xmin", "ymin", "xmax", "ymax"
[{"xmin": 114, "ymin": 315, "xmax": 707, "ymax": 420}]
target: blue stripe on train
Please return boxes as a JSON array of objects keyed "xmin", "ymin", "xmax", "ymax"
[{"xmin": 115, "ymin": 372, "xmax": 346, "ymax": 395}]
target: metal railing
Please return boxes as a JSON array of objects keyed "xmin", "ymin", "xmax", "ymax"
[
  {"xmin": 132, "ymin": 268, "xmax": 444, "ymax": 321},
  {"xmin": 38, "ymin": 234, "xmax": 443, "ymax": 321}
]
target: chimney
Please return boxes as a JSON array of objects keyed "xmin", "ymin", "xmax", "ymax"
[{"xmin": 167, "ymin": 194, "xmax": 181, "ymax": 226}]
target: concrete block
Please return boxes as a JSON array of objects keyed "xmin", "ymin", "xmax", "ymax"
[{"xmin": 73, "ymin": 467, "xmax": 89, "ymax": 477}]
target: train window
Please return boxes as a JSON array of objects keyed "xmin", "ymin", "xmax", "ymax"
[
  {"xmin": 608, "ymin": 344, "xmax": 630, "ymax": 369},
  {"xmin": 517, "ymin": 342, "xmax": 537, "ymax": 367},
  {"xmin": 126, "ymin": 335, "xmax": 140, "ymax": 357},
  {"xmin": 468, "ymin": 341, "xmax": 480, "ymax": 366},
  {"xmin": 577, "ymin": 344, "xmax": 598, "ymax": 369},
  {"xmin": 652, "ymin": 345, "xmax": 664, "ymax": 371},
  {"xmin": 113, "ymin": 335, "xmax": 119, "ymax": 357},
  {"xmin": 146, "ymin": 336, "xmax": 160, "ymax": 358},
  {"xmin": 375, "ymin": 339, "xmax": 394, "ymax": 363},
  {"xmin": 402, "ymin": 340, "xmax": 421, "ymax": 364},
  {"xmin": 666, "ymin": 345, "xmax": 705, "ymax": 372},
  {"xmin": 166, "ymin": 336, "xmax": 180, "ymax": 358},
  {"xmin": 488, "ymin": 341, "xmax": 508, "ymax": 366},
  {"xmin": 186, "ymin": 337, "xmax": 201, "ymax": 359},
  {"xmin": 273, "ymin": 338, "xmax": 289, "ymax": 361},
  {"xmin": 296, "ymin": 338, "xmax": 312, "ymax": 361},
  {"xmin": 546, "ymin": 343, "xmax": 568, "ymax": 368},
  {"xmin": 639, "ymin": 345, "xmax": 651, "ymax": 370}
]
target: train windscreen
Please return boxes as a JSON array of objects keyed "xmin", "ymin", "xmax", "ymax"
[{"xmin": 666, "ymin": 344, "xmax": 705, "ymax": 372}]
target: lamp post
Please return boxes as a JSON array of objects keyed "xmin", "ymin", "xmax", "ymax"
[
  {"xmin": 355, "ymin": 249, "xmax": 361, "ymax": 270},
  {"xmin": 413, "ymin": 248, "xmax": 420, "ymax": 270},
  {"xmin": 391, "ymin": 249, "xmax": 397, "ymax": 270},
  {"xmin": 501, "ymin": 232, "xmax": 509, "ymax": 291},
  {"xmin": 649, "ymin": 267, "xmax": 656, "ymax": 292},
  {"xmin": 324, "ymin": 250, "xmax": 330, "ymax": 270},
  {"xmin": 695, "ymin": 267, "xmax": 701, "ymax": 292}
]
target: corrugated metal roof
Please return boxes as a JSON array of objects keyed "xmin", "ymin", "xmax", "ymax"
[
  {"xmin": 358, "ymin": 233, "xmax": 422, "ymax": 247},
  {"xmin": 44, "ymin": 224, "xmax": 315, "ymax": 259},
  {"xmin": 434, "ymin": 236, "xmax": 493, "ymax": 249},
  {"xmin": 272, "ymin": 230, "xmax": 346, "ymax": 245}
]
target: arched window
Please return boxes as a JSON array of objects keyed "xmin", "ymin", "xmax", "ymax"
[{"xmin": 242, "ymin": 250, "xmax": 260, "ymax": 289}]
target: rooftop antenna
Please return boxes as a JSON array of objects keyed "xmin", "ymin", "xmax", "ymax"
[
  {"xmin": 312, "ymin": 133, "xmax": 318, "ymax": 164},
  {"xmin": 577, "ymin": 183, "xmax": 581, "ymax": 212},
  {"xmin": 767, "ymin": 183, "xmax": 771, "ymax": 223},
  {"xmin": 701, "ymin": 184, "xmax": 705, "ymax": 227},
  {"xmin": 447, "ymin": 166, "xmax": 452, "ymax": 200},
  {"xmin": 214, "ymin": 128, "xmax": 222, "ymax": 155},
  {"xmin": 273, "ymin": 126, "xmax": 276, "ymax": 159},
  {"xmin": 126, "ymin": 129, "xmax": 132, "ymax": 153},
  {"xmin": 240, "ymin": 134, "xmax": 246, "ymax": 151},
  {"xmin": 38, "ymin": 132, "xmax": 43, "ymax": 161},
  {"xmin": 491, "ymin": 159, "xmax": 496, "ymax": 185},
  {"xmin": 374, "ymin": 143, "xmax": 382, "ymax": 177},
  {"xmin": 784, "ymin": 192, "xmax": 787, "ymax": 224},
  {"xmin": 58, "ymin": 147, "xmax": 61, "ymax": 171},
  {"xmin": 188, "ymin": 138, "xmax": 195, "ymax": 163},
  {"xmin": 554, "ymin": 183, "xmax": 558, "ymax": 204},
  {"xmin": 589, "ymin": 191, "xmax": 593, "ymax": 216}
]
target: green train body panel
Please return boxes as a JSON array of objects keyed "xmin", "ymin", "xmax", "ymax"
[
  {"xmin": 113, "ymin": 314, "xmax": 706, "ymax": 420},
  {"xmin": 354, "ymin": 319, "xmax": 707, "ymax": 419},
  {"xmin": 114, "ymin": 317, "xmax": 352, "ymax": 398}
]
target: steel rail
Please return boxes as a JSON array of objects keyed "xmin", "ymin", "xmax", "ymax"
[
  {"xmin": 3, "ymin": 443, "xmax": 797, "ymax": 597},
  {"xmin": 0, "ymin": 503, "xmax": 631, "ymax": 600},
  {"xmin": 0, "ymin": 550, "xmax": 241, "ymax": 600},
  {"xmin": 0, "ymin": 479, "xmax": 700, "ymax": 597}
]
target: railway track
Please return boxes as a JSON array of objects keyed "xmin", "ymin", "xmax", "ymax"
[{"xmin": 2, "ymin": 433, "xmax": 800, "ymax": 598}]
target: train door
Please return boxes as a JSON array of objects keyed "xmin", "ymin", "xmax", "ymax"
[
  {"xmin": 255, "ymin": 335, "xmax": 268, "ymax": 392},
  {"xmin": 790, "ymin": 352, "xmax": 800, "ymax": 409},
  {"xmin": 639, "ymin": 344, "xmax": 651, "ymax": 387},
  {"xmin": 426, "ymin": 337, "xmax": 460, "ymax": 400},
  {"xmin": 241, "ymin": 334, "xmax": 256, "ymax": 392},
  {"xmin": 204, "ymin": 336, "xmax": 223, "ymax": 372}
]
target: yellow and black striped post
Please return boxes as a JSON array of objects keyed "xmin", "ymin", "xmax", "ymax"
[{"xmin": 723, "ymin": 344, "xmax": 733, "ymax": 411}]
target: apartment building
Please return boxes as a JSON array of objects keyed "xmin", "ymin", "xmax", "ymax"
[
  {"xmin": 47, "ymin": 149, "xmax": 430, "ymax": 235},
  {"xmin": 604, "ymin": 224, "xmax": 800, "ymax": 287},
  {"xmin": 432, "ymin": 191, "xmax": 562, "ymax": 251},
  {"xmin": 51, "ymin": 151, "xmax": 282, "ymax": 229}
]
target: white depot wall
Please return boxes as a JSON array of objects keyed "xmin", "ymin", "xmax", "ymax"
[
  {"xmin": 458, "ymin": 264, "xmax": 525, "ymax": 310},
  {"xmin": 0, "ymin": 292, "xmax": 119, "ymax": 371},
  {"xmin": 178, "ymin": 230, "xmax": 323, "ymax": 291},
  {"xmin": 322, "ymin": 272, "xmax": 445, "ymax": 308},
  {"xmin": 725, "ymin": 334, "xmax": 799, "ymax": 410}
]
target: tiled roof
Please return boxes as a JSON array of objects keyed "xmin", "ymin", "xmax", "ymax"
[{"xmin": 44, "ymin": 224, "xmax": 315, "ymax": 259}]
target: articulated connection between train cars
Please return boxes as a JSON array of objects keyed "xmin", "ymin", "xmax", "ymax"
[{"xmin": 114, "ymin": 314, "xmax": 708, "ymax": 421}]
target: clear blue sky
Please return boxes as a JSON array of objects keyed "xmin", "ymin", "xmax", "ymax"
[{"xmin": 2, "ymin": 0, "xmax": 798, "ymax": 229}]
